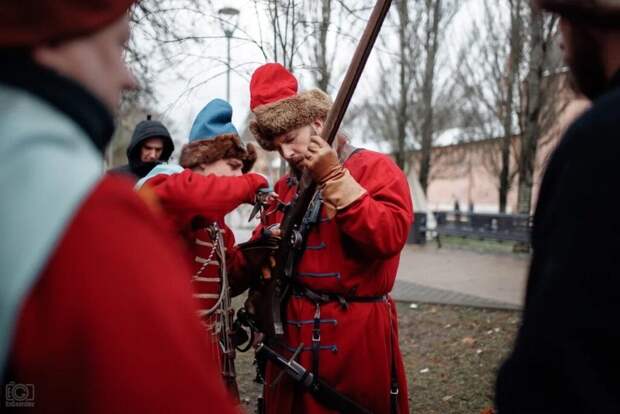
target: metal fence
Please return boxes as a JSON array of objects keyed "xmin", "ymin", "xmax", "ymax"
[{"xmin": 408, "ymin": 211, "xmax": 531, "ymax": 246}]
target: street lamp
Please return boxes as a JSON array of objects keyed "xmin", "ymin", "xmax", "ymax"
[{"xmin": 218, "ymin": 6, "xmax": 240, "ymax": 102}]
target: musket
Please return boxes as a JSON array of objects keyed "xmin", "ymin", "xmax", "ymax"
[
  {"xmin": 255, "ymin": 342, "xmax": 374, "ymax": 414},
  {"xmin": 258, "ymin": 0, "xmax": 394, "ymax": 339}
]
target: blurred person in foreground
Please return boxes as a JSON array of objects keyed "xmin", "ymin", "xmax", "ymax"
[
  {"xmin": 0, "ymin": 2, "xmax": 236, "ymax": 412},
  {"xmin": 496, "ymin": 1, "xmax": 620, "ymax": 413}
]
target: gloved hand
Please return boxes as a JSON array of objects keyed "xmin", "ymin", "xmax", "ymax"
[
  {"xmin": 301, "ymin": 135, "xmax": 343, "ymax": 184},
  {"xmin": 244, "ymin": 172, "xmax": 270, "ymax": 204},
  {"xmin": 301, "ymin": 135, "xmax": 367, "ymax": 212},
  {"xmin": 246, "ymin": 172, "xmax": 270, "ymax": 192},
  {"xmin": 238, "ymin": 224, "xmax": 280, "ymax": 280}
]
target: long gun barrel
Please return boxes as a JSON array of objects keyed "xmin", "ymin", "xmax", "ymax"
[{"xmin": 255, "ymin": 342, "xmax": 373, "ymax": 414}]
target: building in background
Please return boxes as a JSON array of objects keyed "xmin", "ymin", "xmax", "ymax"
[{"xmin": 408, "ymin": 73, "xmax": 590, "ymax": 214}]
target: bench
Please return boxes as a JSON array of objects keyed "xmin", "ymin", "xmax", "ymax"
[{"xmin": 433, "ymin": 211, "xmax": 531, "ymax": 248}]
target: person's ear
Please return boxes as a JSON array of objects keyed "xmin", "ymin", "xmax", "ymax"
[{"xmin": 312, "ymin": 119, "xmax": 324, "ymax": 136}]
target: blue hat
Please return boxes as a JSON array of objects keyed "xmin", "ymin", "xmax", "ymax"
[
  {"xmin": 180, "ymin": 99, "xmax": 257, "ymax": 173},
  {"xmin": 189, "ymin": 99, "xmax": 238, "ymax": 142}
]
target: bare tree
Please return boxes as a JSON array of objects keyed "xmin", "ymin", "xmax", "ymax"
[
  {"xmin": 416, "ymin": 0, "xmax": 461, "ymax": 192},
  {"xmin": 363, "ymin": 0, "xmax": 459, "ymax": 180},
  {"xmin": 301, "ymin": 0, "xmax": 371, "ymax": 93},
  {"xmin": 108, "ymin": 0, "xmax": 217, "ymax": 169},
  {"xmin": 516, "ymin": 6, "xmax": 545, "ymax": 215},
  {"xmin": 455, "ymin": 0, "xmax": 524, "ymax": 212},
  {"xmin": 497, "ymin": 0, "xmax": 524, "ymax": 212},
  {"xmin": 364, "ymin": 0, "xmax": 419, "ymax": 171},
  {"xmin": 306, "ymin": 0, "xmax": 335, "ymax": 91},
  {"xmin": 125, "ymin": 0, "xmax": 218, "ymax": 103}
]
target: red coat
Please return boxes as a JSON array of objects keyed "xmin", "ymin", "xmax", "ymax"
[
  {"xmin": 9, "ymin": 175, "xmax": 237, "ymax": 413},
  {"xmin": 259, "ymin": 150, "xmax": 413, "ymax": 414},
  {"xmin": 145, "ymin": 170, "xmax": 267, "ymax": 360}
]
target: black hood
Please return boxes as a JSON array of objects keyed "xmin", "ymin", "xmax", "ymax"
[{"xmin": 127, "ymin": 118, "xmax": 174, "ymax": 165}]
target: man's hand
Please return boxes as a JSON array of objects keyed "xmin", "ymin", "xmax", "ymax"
[
  {"xmin": 301, "ymin": 135, "xmax": 343, "ymax": 184},
  {"xmin": 301, "ymin": 135, "xmax": 368, "ymax": 213},
  {"xmin": 238, "ymin": 224, "xmax": 280, "ymax": 281},
  {"xmin": 246, "ymin": 172, "xmax": 270, "ymax": 193}
]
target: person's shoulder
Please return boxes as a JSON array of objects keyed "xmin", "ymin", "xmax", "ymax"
[
  {"xmin": 52, "ymin": 174, "xmax": 190, "ymax": 281},
  {"xmin": 346, "ymin": 148, "xmax": 404, "ymax": 177},
  {"xmin": 566, "ymin": 87, "xmax": 620, "ymax": 147},
  {"xmin": 107, "ymin": 164, "xmax": 132, "ymax": 175},
  {"xmin": 87, "ymin": 174, "xmax": 146, "ymax": 208},
  {"xmin": 545, "ymin": 87, "xmax": 620, "ymax": 199},
  {"xmin": 71, "ymin": 174, "xmax": 172, "ymax": 241}
]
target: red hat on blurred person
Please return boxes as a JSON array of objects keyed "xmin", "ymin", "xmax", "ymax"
[{"xmin": 0, "ymin": 0, "xmax": 136, "ymax": 47}]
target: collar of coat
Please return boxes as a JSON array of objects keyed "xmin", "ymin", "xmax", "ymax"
[{"xmin": 0, "ymin": 49, "xmax": 114, "ymax": 154}]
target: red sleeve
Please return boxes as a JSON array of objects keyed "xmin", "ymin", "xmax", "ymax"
[
  {"xmin": 335, "ymin": 151, "xmax": 413, "ymax": 259},
  {"xmin": 150, "ymin": 169, "xmax": 268, "ymax": 222},
  {"xmin": 9, "ymin": 176, "xmax": 237, "ymax": 414},
  {"xmin": 247, "ymin": 176, "xmax": 291, "ymax": 240}
]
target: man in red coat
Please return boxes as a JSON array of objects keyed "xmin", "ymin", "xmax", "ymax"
[
  {"xmin": 0, "ymin": 2, "xmax": 236, "ymax": 412},
  {"xmin": 247, "ymin": 63, "xmax": 413, "ymax": 414},
  {"xmin": 137, "ymin": 99, "xmax": 268, "ymax": 399}
]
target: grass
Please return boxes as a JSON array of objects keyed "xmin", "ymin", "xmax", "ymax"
[{"xmin": 434, "ymin": 235, "xmax": 527, "ymax": 255}]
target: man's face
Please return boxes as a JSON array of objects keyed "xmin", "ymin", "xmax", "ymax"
[
  {"xmin": 140, "ymin": 137, "xmax": 165, "ymax": 162},
  {"xmin": 559, "ymin": 17, "xmax": 608, "ymax": 100},
  {"xmin": 196, "ymin": 158, "xmax": 243, "ymax": 177},
  {"xmin": 273, "ymin": 119, "xmax": 324, "ymax": 171},
  {"xmin": 33, "ymin": 14, "xmax": 136, "ymax": 112}
]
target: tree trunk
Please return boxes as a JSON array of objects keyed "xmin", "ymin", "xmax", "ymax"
[
  {"xmin": 419, "ymin": 0, "xmax": 441, "ymax": 194},
  {"xmin": 499, "ymin": 0, "xmax": 522, "ymax": 213},
  {"xmin": 315, "ymin": 0, "xmax": 332, "ymax": 91},
  {"xmin": 517, "ymin": 5, "xmax": 544, "ymax": 215},
  {"xmin": 395, "ymin": 0, "xmax": 409, "ymax": 170}
]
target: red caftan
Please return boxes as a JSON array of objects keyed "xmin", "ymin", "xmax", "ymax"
[
  {"xmin": 144, "ymin": 170, "xmax": 267, "ymax": 359},
  {"xmin": 9, "ymin": 175, "xmax": 237, "ymax": 413},
  {"xmin": 259, "ymin": 150, "xmax": 413, "ymax": 414}
]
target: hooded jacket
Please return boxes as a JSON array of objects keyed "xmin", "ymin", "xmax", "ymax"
[{"xmin": 109, "ymin": 118, "xmax": 174, "ymax": 180}]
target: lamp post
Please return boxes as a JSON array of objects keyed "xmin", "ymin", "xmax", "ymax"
[{"xmin": 218, "ymin": 7, "xmax": 240, "ymax": 102}]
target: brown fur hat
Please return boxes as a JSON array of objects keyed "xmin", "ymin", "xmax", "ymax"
[
  {"xmin": 249, "ymin": 89, "xmax": 332, "ymax": 151},
  {"xmin": 179, "ymin": 133, "xmax": 257, "ymax": 173},
  {"xmin": 248, "ymin": 63, "xmax": 332, "ymax": 151},
  {"xmin": 535, "ymin": 0, "xmax": 620, "ymax": 25}
]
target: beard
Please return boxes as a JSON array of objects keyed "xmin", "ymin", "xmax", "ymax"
[{"xmin": 565, "ymin": 24, "xmax": 609, "ymax": 100}]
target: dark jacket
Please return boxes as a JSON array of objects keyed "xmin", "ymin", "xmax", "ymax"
[
  {"xmin": 109, "ymin": 119, "xmax": 174, "ymax": 180},
  {"xmin": 496, "ymin": 72, "xmax": 620, "ymax": 413}
]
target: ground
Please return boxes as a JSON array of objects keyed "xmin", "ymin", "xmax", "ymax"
[{"xmin": 234, "ymin": 301, "xmax": 520, "ymax": 414}]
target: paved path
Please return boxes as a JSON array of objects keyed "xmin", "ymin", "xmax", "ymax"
[{"xmin": 392, "ymin": 245, "xmax": 529, "ymax": 310}]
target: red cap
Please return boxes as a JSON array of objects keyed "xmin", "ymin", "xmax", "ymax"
[
  {"xmin": 0, "ymin": 0, "xmax": 135, "ymax": 48},
  {"xmin": 250, "ymin": 63, "xmax": 298, "ymax": 111}
]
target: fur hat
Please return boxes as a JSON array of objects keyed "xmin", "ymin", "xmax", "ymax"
[
  {"xmin": 180, "ymin": 99, "xmax": 257, "ymax": 173},
  {"xmin": 0, "ymin": 0, "xmax": 135, "ymax": 47},
  {"xmin": 536, "ymin": 0, "xmax": 620, "ymax": 26},
  {"xmin": 249, "ymin": 63, "xmax": 332, "ymax": 151}
]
